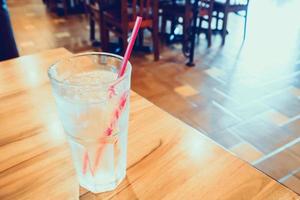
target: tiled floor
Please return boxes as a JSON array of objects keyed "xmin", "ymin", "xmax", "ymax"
[{"xmin": 6, "ymin": 0, "xmax": 300, "ymax": 195}]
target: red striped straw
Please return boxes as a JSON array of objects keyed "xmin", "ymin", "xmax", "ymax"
[{"xmin": 82, "ymin": 16, "xmax": 143, "ymax": 176}]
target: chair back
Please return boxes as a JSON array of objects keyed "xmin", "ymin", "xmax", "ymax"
[{"xmin": 121, "ymin": 0, "xmax": 159, "ymax": 22}]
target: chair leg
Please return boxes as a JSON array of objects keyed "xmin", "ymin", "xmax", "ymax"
[
  {"xmin": 207, "ymin": 17, "xmax": 212, "ymax": 47},
  {"xmin": 215, "ymin": 11, "xmax": 219, "ymax": 30},
  {"xmin": 243, "ymin": 10, "xmax": 248, "ymax": 40},
  {"xmin": 121, "ymin": 31, "xmax": 128, "ymax": 55},
  {"xmin": 161, "ymin": 15, "xmax": 167, "ymax": 37},
  {"xmin": 138, "ymin": 30, "xmax": 144, "ymax": 47},
  {"xmin": 45, "ymin": 0, "xmax": 49, "ymax": 9},
  {"xmin": 196, "ymin": 16, "xmax": 202, "ymax": 40},
  {"xmin": 221, "ymin": 11, "xmax": 228, "ymax": 45},
  {"xmin": 182, "ymin": 14, "xmax": 190, "ymax": 51},
  {"xmin": 118, "ymin": 37, "xmax": 123, "ymax": 48},
  {"xmin": 170, "ymin": 17, "xmax": 176, "ymax": 35},
  {"xmin": 101, "ymin": 23, "xmax": 109, "ymax": 52},
  {"xmin": 48, "ymin": 0, "xmax": 54, "ymax": 11},
  {"xmin": 63, "ymin": 0, "xmax": 68, "ymax": 17},
  {"xmin": 152, "ymin": 23, "xmax": 160, "ymax": 61},
  {"xmin": 99, "ymin": 14, "xmax": 105, "ymax": 45},
  {"xmin": 89, "ymin": 18, "xmax": 95, "ymax": 41}
]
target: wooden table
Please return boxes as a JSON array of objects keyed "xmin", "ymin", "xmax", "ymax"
[{"xmin": 0, "ymin": 48, "xmax": 299, "ymax": 200}]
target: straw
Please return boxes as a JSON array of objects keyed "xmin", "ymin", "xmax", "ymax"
[
  {"xmin": 118, "ymin": 16, "xmax": 143, "ymax": 77},
  {"xmin": 92, "ymin": 91, "xmax": 129, "ymax": 172},
  {"xmin": 82, "ymin": 17, "xmax": 142, "ymax": 176},
  {"xmin": 107, "ymin": 16, "xmax": 142, "ymax": 98}
]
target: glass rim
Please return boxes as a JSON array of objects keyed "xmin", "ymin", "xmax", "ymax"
[{"xmin": 47, "ymin": 52, "xmax": 132, "ymax": 88}]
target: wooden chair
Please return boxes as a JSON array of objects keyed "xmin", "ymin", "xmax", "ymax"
[
  {"xmin": 196, "ymin": 0, "xmax": 215, "ymax": 46},
  {"xmin": 160, "ymin": 0, "xmax": 193, "ymax": 45},
  {"xmin": 100, "ymin": 0, "xmax": 160, "ymax": 61},
  {"xmin": 84, "ymin": 0, "xmax": 118, "ymax": 43},
  {"xmin": 213, "ymin": 0, "xmax": 250, "ymax": 45},
  {"xmin": 160, "ymin": 0, "xmax": 214, "ymax": 47},
  {"xmin": 83, "ymin": 0, "xmax": 101, "ymax": 42}
]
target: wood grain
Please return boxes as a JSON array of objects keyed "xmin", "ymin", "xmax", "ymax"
[{"xmin": 0, "ymin": 49, "xmax": 299, "ymax": 200}]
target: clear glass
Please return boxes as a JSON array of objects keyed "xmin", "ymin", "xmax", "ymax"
[{"xmin": 48, "ymin": 52, "xmax": 131, "ymax": 193}]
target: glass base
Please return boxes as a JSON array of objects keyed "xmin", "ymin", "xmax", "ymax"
[{"xmin": 79, "ymin": 173, "xmax": 126, "ymax": 193}]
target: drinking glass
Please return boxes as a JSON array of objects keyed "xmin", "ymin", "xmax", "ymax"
[{"xmin": 48, "ymin": 52, "xmax": 131, "ymax": 193}]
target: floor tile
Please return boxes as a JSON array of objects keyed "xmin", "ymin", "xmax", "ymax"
[
  {"xmin": 132, "ymin": 76, "xmax": 170, "ymax": 99},
  {"xmin": 261, "ymin": 109, "xmax": 290, "ymax": 126},
  {"xmin": 288, "ymin": 141, "xmax": 300, "ymax": 158},
  {"xmin": 180, "ymin": 101, "xmax": 240, "ymax": 134},
  {"xmin": 295, "ymin": 171, "xmax": 300, "ymax": 179},
  {"xmin": 150, "ymin": 92, "xmax": 197, "ymax": 117},
  {"xmin": 290, "ymin": 86, "xmax": 300, "ymax": 97},
  {"xmin": 230, "ymin": 118, "xmax": 297, "ymax": 154},
  {"xmin": 174, "ymin": 85, "xmax": 198, "ymax": 97},
  {"xmin": 175, "ymin": 69, "xmax": 222, "ymax": 91},
  {"xmin": 283, "ymin": 118, "xmax": 300, "ymax": 138},
  {"xmin": 219, "ymin": 100, "xmax": 270, "ymax": 120},
  {"xmin": 282, "ymin": 176, "xmax": 300, "ymax": 195},
  {"xmin": 255, "ymin": 149, "xmax": 300, "ymax": 180},
  {"xmin": 204, "ymin": 67, "xmax": 224, "ymax": 81},
  {"xmin": 230, "ymin": 142, "xmax": 264, "ymax": 163},
  {"xmin": 186, "ymin": 93, "xmax": 217, "ymax": 109},
  {"xmin": 264, "ymin": 90, "xmax": 300, "ymax": 117},
  {"xmin": 206, "ymin": 129, "xmax": 241, "ymax": 149}
]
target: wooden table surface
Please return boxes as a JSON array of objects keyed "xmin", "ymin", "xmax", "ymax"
[{"xmin": 0, "ymin": 48, "xmax": 299, "ymax": 200}]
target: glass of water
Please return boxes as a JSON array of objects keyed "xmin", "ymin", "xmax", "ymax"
[{"xmin": 48, "ymin": 52, "xmax": 131, "ymax": 193}]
